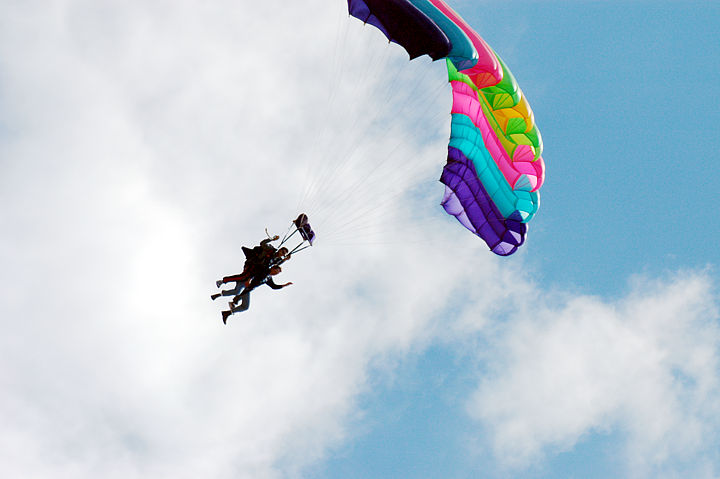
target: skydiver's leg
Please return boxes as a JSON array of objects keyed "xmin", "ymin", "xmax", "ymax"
[
  {"xmin": 230, "ymin": 291, "xmax": 251, "ymax": 313},
  {"xmin": 221, "ymin": 274, "xmax": 244, "ymax": 284},
  {"xmin": 217, "ymin": 275, "xmax": 239, "ymax": 288},
  {"xmin": 213, "ymin": 282, "xmax": 244, "ymax": 300},
  {"xmin": 220, "ymin": 281, "xmax": 246, "ymax": 297},
  {"xmin": 217, "ymin": 268, "xmax": 252, "ymax": 288}
]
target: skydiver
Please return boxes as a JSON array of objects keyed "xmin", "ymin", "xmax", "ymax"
[
  {"xmin": 212, "ymin": 234, "xmax": 281, "ymax": 294},
  {"xmin": 220, "ymin": 265, "xmax": 293, "ymax": 323},
  {"xmin": 242, "ymin": 235, "xmax": 280, "ymax": 265},
  {"xmin": 212, "ymin": 246, "xmax": 291, "ymax": 301}
]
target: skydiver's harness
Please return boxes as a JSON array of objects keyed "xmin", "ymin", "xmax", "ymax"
[
  {"xmin": 242, "ymin": 213, "xmax": 314, "ymax": 286},
  {"xmin": 243, "ymin": 214, "xmax": 315, "ymax": 276}
]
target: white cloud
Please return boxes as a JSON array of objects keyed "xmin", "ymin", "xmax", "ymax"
[
  {"xmin": 0, "ymin": 1, "xmax": 492, "ymax": 478},
  {"xmin": 469, "ymin": 271, "xmax": 720, "ymax": 478},
  {"xmin": 1, "ymin": 2, "xmax": 719, "ymax": 479}
]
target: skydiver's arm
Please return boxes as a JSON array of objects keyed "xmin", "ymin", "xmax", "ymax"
[
  {"xmin": 270, "ymin": 255, "xmax": 289, "ymax": 267},
  {"xmin": 260, "ymin": 235, "xmax": 280, "ymax": 247},
  {"xmin": 266, "ymin": 277, "xmax": 292, "ymax": 290}
]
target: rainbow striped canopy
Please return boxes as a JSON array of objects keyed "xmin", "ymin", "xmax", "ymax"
[{"xmin": 348, "ymin": 0, "xmax": 545, "ymax": 256}]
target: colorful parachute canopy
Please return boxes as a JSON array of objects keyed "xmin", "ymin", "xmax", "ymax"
[{"xmin": 348, "ymin": 0, "xmax": 545, "ymax": 256}]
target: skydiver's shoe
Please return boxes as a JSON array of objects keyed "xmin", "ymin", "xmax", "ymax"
[
  {"xmin": 216, "ymin": 279, "xmax": 223, "ymax": 288},
  {"xmin": 211, "ymin": 293, "xmax": 221, "ymax": 300},
  {"xmin": 222, "ymin": 311, "xmax": 231, "ymax": 324}
]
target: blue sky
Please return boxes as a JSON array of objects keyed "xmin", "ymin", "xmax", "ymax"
[
  {"xmin": 442, "ymin": 1, "xmax": 720, "ymax": 296},
  {"xmin": 318, "ymin": 2, "xmax": 720, "ymax": 477},
  {"xmin": 1, "ymin": 1, "xmax": 719, "ymax": 479},
  {"xmin": 506, "ymin": 1, "xmax": 720, "ymax": 296}
]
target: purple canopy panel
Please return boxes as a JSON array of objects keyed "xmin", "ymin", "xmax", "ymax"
[
  {"xmin": 440, "ymin": 147, "xmax": 526, "ymax": 256},
  {"xmin": 348, "ymin": 0, "xmax": 390, "ymax": 38},
  {"xmin": 441, "ymin": 187, "xmax": 476, "ymax": 233},
  {"xmin": 347, "ymin": 0, "xmax": 452, "ymax": 60}
]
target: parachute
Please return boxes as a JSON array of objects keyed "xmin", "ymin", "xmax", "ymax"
[{"xmin": 348, "ymin": 0, "xmax": 545, "ymax": 256}]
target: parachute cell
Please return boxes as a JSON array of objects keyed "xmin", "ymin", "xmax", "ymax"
[{"xmin": 347, "ymin": 0, "xmax": 545, "ymax": 256}]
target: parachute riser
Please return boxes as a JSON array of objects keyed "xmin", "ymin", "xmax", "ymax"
[
  {"xmin": 288, "ymin": 243, "xmax": 312, "ymax": 255},
  {"xmin": 280, "ymin": 228, "xmax": 300, "ymax": 247}
]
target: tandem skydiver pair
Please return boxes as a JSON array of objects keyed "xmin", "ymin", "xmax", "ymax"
[{"xmin": 212, "ymin": 214, "xmax": 315, "ymax": 324}]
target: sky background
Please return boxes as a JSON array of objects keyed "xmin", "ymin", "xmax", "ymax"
[{"xmin": 1, "ymin": 1, "xmax": 720, "ymax": 478}]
